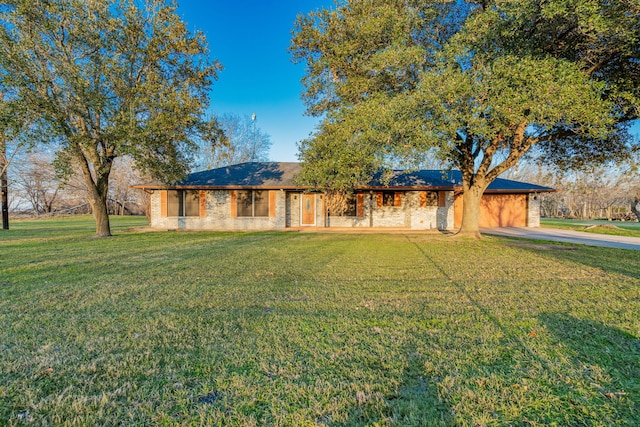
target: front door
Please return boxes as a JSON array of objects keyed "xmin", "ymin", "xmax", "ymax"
[{"xmin": 301, "ymin": 194, "xmax": 315, "ymax": 225}]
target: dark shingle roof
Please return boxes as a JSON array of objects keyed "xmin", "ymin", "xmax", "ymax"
[
  {"xmin": 136, "ymin": 162, "xmax": 554, "ymax": 193},
  {"xmin": 375, "ymin": 169, "xmax": 555, "ymax": 193},
  {"xmin": 178, "ymin": 162, "xmax": 301, "ymax": 188}
]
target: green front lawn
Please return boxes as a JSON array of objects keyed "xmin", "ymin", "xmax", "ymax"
[
  {"xmin": 541, "ymin": 217, "xmax": 640, "ymax": 238},
  {"xmin": 1, "ymin": 217, "xmax": 639, "ymax": 426}
]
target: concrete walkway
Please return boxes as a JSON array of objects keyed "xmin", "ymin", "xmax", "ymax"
[{"xmin": 482, "ymin": 227, "xmax": 640, "ymax": 250}]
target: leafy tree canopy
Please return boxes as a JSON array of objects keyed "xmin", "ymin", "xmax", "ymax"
[
  {"xmin": 0, "ymin": 0, "xmax": 222, "ymax": 236},
  {"xmin": 291, "ymin": 0, "xmax": 639, "ymax": 236}
]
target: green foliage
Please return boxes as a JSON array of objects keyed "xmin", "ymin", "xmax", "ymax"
[
  {"xmin": 1, "ymin": 217, "xmax": 639, "ymax": 425},
  {"xmin": 0, "ymin": 0, "xmax": 222, "ymax": 235},
  {"xmin": 291, "ymin": 0, "xmax": 639, "ymax": 233},
  {"xmin": 415, "ymin": 54, "xmax": 615, "ymax": 163},
  {"xmin": 295, "ymin": 92, "xmax": 431, "ymax": 190}
]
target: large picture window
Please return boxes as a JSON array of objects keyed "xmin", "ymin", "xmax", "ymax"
[
  {"xmin": 167, "ymin": 190, "xmax": 200, "ymax": 217},
  {"xmin": 237, "ymin": 190, "xmax": 269, "ymax": 217}
]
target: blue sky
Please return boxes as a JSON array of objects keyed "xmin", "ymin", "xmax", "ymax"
[{"xmin": 176, "ymin": 1, "xmax": 333, "ymax": 162}]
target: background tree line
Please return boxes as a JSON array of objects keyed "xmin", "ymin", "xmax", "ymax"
[
  {"xmin": 511, "ymin": 153, "xmax": 640, "ymax": 222},
  {"xmin": 6, "ymin": 152, "xmax": 148, "ymax": 217}
]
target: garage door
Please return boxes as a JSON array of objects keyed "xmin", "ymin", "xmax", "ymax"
[
  {"xmin": 454, "ymin": 194, "xmax": 528, "ymax": 227},
  {"xmin": 480, "ymin": 194, "xmax": 527, "ymax": 227}
]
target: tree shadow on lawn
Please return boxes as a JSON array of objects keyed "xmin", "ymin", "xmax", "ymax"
[
  {"xmin": 505, "ymin": 240, "xmax": 640, "ymax": 280},
  {"xmin": 331, "ymin": 340, "xmax": 455, "ymax": 427},
  {"xmin": 539, "ymin": 313, "xmax": 640, "ymax": 424},
  {"xmin": 384, "ymin": 352, "xmax": 455, "ymax": 427}
]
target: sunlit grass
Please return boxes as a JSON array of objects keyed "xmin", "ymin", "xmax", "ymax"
[
  {"xmin": 1, "ymin": 216, "xmax": 639, "ymax": 426},
  {"xmin": 542, "ymin": 217, "xmax": 640, "ymax": 238}
]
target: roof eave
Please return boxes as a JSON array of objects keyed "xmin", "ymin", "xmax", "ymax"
[
  {"xmin": 132, "ymin": 185, "xmax": 556, "ymax": 193},
  {"xmin": 484, "ymin": 188, "xmax": 557, "ymax": 194}
]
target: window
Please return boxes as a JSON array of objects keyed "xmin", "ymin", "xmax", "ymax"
[
  {"xmin": 377, "ymin": 191, "xmax": 401, "ymax": 207},
  {"xmin": 167, "ymin": 190, "xmax": 200, "ymax": 217},
  {"xmin": 420, "ymin": 191, "xmax": 446, "ymax": 208},
  {"xmin": 425, "ymin": 191, "xmax": 439, "ymax": 207},
  {"xmin": 237, "ymin": 190, "xmax": 269, "ymax": 217},
  {"xmin": 332, "ymin": 193, "xmax": 357, "ymax": 217}
]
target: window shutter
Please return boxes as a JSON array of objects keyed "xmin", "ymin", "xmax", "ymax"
[
  {"xmin": 419, "ymin": 191, "xmax": 427, "ymax": 207},
  {"xmin": 269, "ymin": 190, "xmax": 276, "ymax": 217},
  {"xmin": 356, "ymin": 193, "xmax": 365, "ymax": 217},
  {"xmin": 230, "ymin": 190, "xmax": 237, "ymax": 218},
  {"xmin": 199, "ymin": 190, "xmax": 206, "ymax": 217},
  {"xmin": 438, "ymin": 192, "xmax": 447, "ymax": 207},
  {"xmin": 394, "ymin": 192, "xmax": 402, "ymax": 207},
  {"xmin": 160, "ymin": 190, "xmax": 168, "ymax": 218},
  {"xmin": 376, "ymin": 192, "xmax": 383, "ymax": 207}
]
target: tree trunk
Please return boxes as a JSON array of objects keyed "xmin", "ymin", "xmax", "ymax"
[
  {"xmin": 631, "ymin": 197, "xmax": 640, "ymax": 222},
  {"xmin": 1, "ymin": 169, "xmax": 8, "ymax": 230},
  {"xmin": 1, "ymin": 135, "xmax": 8, "ymax": 230},
  {"xmin": 87, "ymin": 171, "xmax": 112, "ymax": 237},
  {"xmin": 84, "ymin": 170, "xmax": 112, "ymax": 237},
  {"xmin": 75, "ymin": 141, "xmax": 114, "ymax": 237},
  {"xmin": 77, "ymin": 149, "xmax": 113, "ymax": 237},
  {"xmin": 91, "ymin": 195, "xmax": 111, "ymax": 237},
  {"xmin": 457, "ymin": 183, "xmax": 486, "ymax": 239}
]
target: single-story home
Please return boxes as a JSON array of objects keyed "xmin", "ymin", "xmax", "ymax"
[{"xmin": 134, "ymin": 162, "xmax": 554, "ymax": 231}]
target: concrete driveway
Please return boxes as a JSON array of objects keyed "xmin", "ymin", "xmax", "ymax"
[{"xmin": 481, "ymin": 227, "xmax": 640, "ymax": 250}]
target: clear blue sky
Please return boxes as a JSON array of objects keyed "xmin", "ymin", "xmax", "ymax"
[{"xmin": 176, "ymin": 1, "xmax": 333, "ymax": 162}]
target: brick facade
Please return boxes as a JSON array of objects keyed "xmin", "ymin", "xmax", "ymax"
[
  {"xmin": 527, "ymin": 193, "xmax": 541, "ymax": 227},
  {"xmin": 150, "ymin": 189, "xmax": 457, "ymax": 231}
]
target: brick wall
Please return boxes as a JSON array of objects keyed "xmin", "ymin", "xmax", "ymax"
[
  {"xmin": 527, "ymin": 193, "xmax": 541, "ymax": 227},
  {"xmin": 151, "ymin": 190, "xmax": 287, "ymax": 231},
  {"xmin": 150, "ymin": 189, "xmax": 456, "ymax": 231}
]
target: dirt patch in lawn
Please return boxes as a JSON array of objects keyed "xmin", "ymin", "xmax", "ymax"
[{"xmin": 585, "ymin": 224, "xmax": 621, "ymax": 231}]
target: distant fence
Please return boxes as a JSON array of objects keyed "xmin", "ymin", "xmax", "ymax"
[{"xmin": 11, "ymin": 203, "xmax": 91, "ymax": 218}]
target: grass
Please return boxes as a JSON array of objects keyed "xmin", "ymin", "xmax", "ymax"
[
  {"xmin": 1, "ymin": 216, "xmax": 639, "ymax": 426},
  {"xmin": 541, "ymin": 217, "xmax": 640, "ymax": 238}
]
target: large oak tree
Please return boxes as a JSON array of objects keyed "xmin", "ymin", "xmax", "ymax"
[
  {"xmin": 291, "ymin": 0, "xmax": 639, "ymax": 237},
  {"xmin": 0, "ymin": 0, "xmax": 221, "ymax": 236}
]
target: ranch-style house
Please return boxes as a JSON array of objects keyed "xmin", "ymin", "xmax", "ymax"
[{"xmin": 134, "ymin": 162, "xmax": 554, "ymax": 231}]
